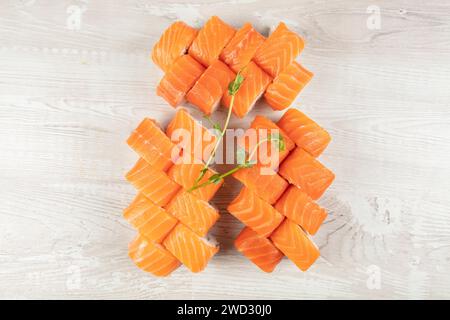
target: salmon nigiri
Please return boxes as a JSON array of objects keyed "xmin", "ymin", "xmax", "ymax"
[
  {"xmin": 127, "ymin": 118, "xmax": 179, "ymax": 172},
  {"xmin": 235, "ymin": 227, "xmax": 283, "ymax": 273},
  {"xmin": 165, "ymin": 190, "xmax": 220, "ymax": 237},
  {"xmin": 253, "ymin": 22, "xmax": 304, "ymax": 77},
  {"xmin": 163, "ymin": 223, "xmax": 219, "ymax": 273},
  {"xmin": 157, "ymin": 55, "xmax": 205, "ymax": 107},
  {"xmin": 220, "ymin": 23, "xmax": 265, "ymax": 73},
  {"xmin": 279, "ymin": 148, "xmax": 335, "ymax": 200},
  {"xmin": 125, "ymin": 158, "xmax": 181, "ymax": 207},
  {"xmin": 186, "ymin": 59, "xmax": 235, "ymax": 115},
  {"xmin": 227, "ymin": 187, "xmax": 284, "ymax": 237},
  {"xmin": 277, "ymin": 108, "xmax": 331, "ymax": 158},
  {"xmin": 232, "ymin": 164, "xmax": 288, "ymax": 205},
  {"xmin": 270, "ymin": 219, "xmax": 320, "ymax": 271},
  {"xmin": 166, "ymin": 108, "xmax": 216, "ymax": 163},
  {"xmin": 167, "ymin": 162, "xmax": 223, "ymax": 202},
  {"xmin": 129, "ymin": 235, "xmax": 181, "ymax": 277},
  {"xmin": 265, "ymin": 62, "xmax": 313, "ymax": 110},
  {"xmin": 151, "ymin": 21, "xmax": 198, "ymax": 72},
  {"xmin": 240, "ymin": 115, "xmax": 295, "ymax": 168},
  {"xmin": 123, "ymin": 193, "xmax": 178, "ymax": 242},
  {"xmin": 275, "ymin": 185, "xmax": 327, "ymax": 235},
  {"xmin": 188, "ymin": 16, "xmax": 236, "ymax": 67},
  {"xmin": 222, "ymin": 62, "xmax": 271, "ymax": 118}
]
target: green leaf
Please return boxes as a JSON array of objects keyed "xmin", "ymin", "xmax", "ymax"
[
  {"xmin": 208, "ymin": 173, "xmax": 223, "ymax": 184},
  {"xmin": 236, "ymin": 147, "xmax": 247, "ymax": 165},
  {"xmin": 228, "ymin": 73, "xmax": 245, "ymax": 96},
  {"xmin": 269, "ymin": 132, "xmax": 285, "ymax": 152},
  {"xmin": 243, "ymin": 159, "xmax": 256, "ymax": 168}
]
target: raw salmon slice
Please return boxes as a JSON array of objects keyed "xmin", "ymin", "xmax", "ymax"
[
  {"xmin": 188, "ymin": 16, "xmax": 236, "ymax": 67},
  {"xmin": 165, "ymin": 189, "xmax": 220, "ymax": 237},
  {"xmin": 186, "ymin": 60, "xmax": 236, "ymax": 115},
  {"xmin": 253, "ymin": 22, "xmax": 305, "ymax": 77},
  {"xmin": 157, "ymin": 55, "xmax": 205, "ymax": 107},
  {"xmin": 167, "ymin": 162, "xmax": 223, "ymax": 202},
  {"xmin": 151, "ymin": 21, "xmax": 198, "ymax": 72},
  {"xmin": 127, "ymin": 118, "xmax": 179, "ymax": 171},
  {"xmin": 126, "ymin": 158, "xmax": 181, "ymax": 207},
  {"xmin": 232, "ymin": 164, "xmax": 288, "ymax": 205},
  {"xmin": 265, "ymin": 62, "xmax": 313, "ymax": 110},
  {"xmin": 222, "ymin": 62, "xmax": 271, "ymax": 118},
  {"xmin": 227, "ymin": 187, "xmax": 284, "ymax": 237},
  {"xmin": 166, "ymin": 108, "xmax": 216, "ymax": 163},
  {"xmin": 279, "ymin": 148, "xmax": 335, "ymax": 200},
  {"xmin": 235, "ymin": 227, "xmax": 283, "ymax": 273},
  {"xmin": 240, "ymin": 115, "xmax": 295, "ymax": 168},
  {"xmin": 270, "ymin": 219, "xmax": 320, "ymax": 271},
  {"xmin": 123, "ymin": 193, "xmax": 178, "ymax": 242},
  {"xmin": 220, "ymin": 23, "xmax": 265, "ymax": 73},
  {"xmin": 129, "ymin": 235, "xmax": 180, "ymax": 277},
  {"xmin": 277, "ymin": 108, "xmax": 331, "ymax": 158},
  {"xmin": 163, "ymin": 223, "xmax": 218, "ymax": 273},
  {"xmin": 275, "ymin": 185, "xmax": 327, "ymax": 235}
]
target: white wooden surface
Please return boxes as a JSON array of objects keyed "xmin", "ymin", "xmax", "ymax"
[{"xmin": 1, "ymin": 0, "xmax": 450, "ymax": 299}]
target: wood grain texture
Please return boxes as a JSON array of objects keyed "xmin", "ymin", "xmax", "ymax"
[{"xmin": 1, "ymin": 0, "xmax": 450, "ymax": 299}]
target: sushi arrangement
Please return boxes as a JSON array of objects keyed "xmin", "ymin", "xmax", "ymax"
[
  {"xmin": 152, "ymin": 16, "xmax": 313, "ymax": 117},
  {"xmin": 123, "ymin": 16, "xmax": 334, "ymax": 276}
]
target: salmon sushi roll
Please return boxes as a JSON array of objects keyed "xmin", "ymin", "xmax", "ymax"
[
  {"xmin": 275, "ymin": 185, "xmax": 327, "ymax": 235},
  {"xmin": 151, "ymin": 21, "xmax": 198, "ymax": 72},
  {"xmin": 235, "ymin": 227, "xmax": 283, "ymax": 273},
  {"xmin": 253, "ymin": 22, "xmax": 304, "ymax": 77},
  {"xmin": 270, "ymin": 219, "xmax": 320, "ymax": 271},
  {"xmin": 265, "ymin": 62, "xmax": 313, "ymax": 110},
  {"xmin": 167, "ymin": 162, "xmax": 223, "ymax": 202},
  {"xmin": 166, "ymin": 108, "xmax": 217, "ymax": 163},
  {"xmin": 125, "ymin": 158, "xmax": 181, "ymax": 207},
  {"xmin": 277, "ymin": 108, "xmax": 331, "ymax": 158},
  {"xmin": 123, "ymin": 193, "xmax": 178, "ymax": 242},
  {"xmin": 186, "ymin": 60, "xmax": 236, "ymax": 115},
  {"xmin": 127, "ymin": 118, "xmax": 179, "ymax": 172},
  {"xmin": 129, "ymin": 235, "xmax": 181, "ymax": 277},
  {"xmin": 165, "ymin": 190, "xmax": 220, "ymax": 237},
  {"xmin": 279, "ymin": 148, "xmax": 335, "ymax": 200},
  {"xmin": 227, "ymin": 187, "xmax": 284, "ymax": 238},
  {"xmin": 157, "ymin": 55, "xmax": 205, "ymax": 107},
  {"xmin": 220, "ymin": 23, "xmax": 265, "ymax": 73},
  {"xmin": 188, "ymin": 16, "xmax": 236, "ymax": 67},
  {"xmin": 232, "ymin": 164, "xmax": 288, "ymax": 205},
  {"xmin": 222, "ymin": 62, "xmax": 271, "ymax": 118},
  {"xmin": 163, "ymin": 223, "xmax": 219, "ymax": 273}
]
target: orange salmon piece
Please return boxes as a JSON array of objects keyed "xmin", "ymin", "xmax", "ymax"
[
  {"xmin": 167, "ymin": 162, "xmax": 223, "ymax": 202},
  {"xmin": 151, "ymin": 21, "xmax": 198, "ymax": 72},
  {"xmin": 220, "ymin": 23, "xmax": 265, "ymax": 73},
  {"xmin": 186, "ymin": 60, "xmax": 235, "ymax": 115},
  {"xmin": 227, "ymin": 187, "xmax": 284, "ymax": 237},
  {"xmin": 275, "ymin": 185, "xmax": 327, "ymax": 235},
  {"xmin": 126, "ymin": 158, "xmax": 181, "ymax": 207},
  {"xmin": 235, "ymin": 227, "xmax": 283, "ymax": 273},
  {"xmin": 265, "ymin": 62, "xmax": 313, "ymax": 110},
  {"xmin": 279, "ymin": 148, "xmax": 335, "ymax": 200},
  {"xmin": 253, "ymin": 22, "xmax": 304, "ymax": 77},
  {"xmin": 277, "ymin": 108, "xmax": 331, "ymax": 158},
  {"xmin": 270, "ymin": 219, "xmax": 320, "ymax": 271},
  {"xmin": 166, "ymin": 108, "xmax": 216, "ymax": 163},
  {"xmin": 188, "ymin": 16, "xmax": 236, "ymax": 67},
  {"xmin": 222, "ymin": 62, "xmax": 271, "ymax": 118},
  {"xmin": 232, "ymin": 165, "xmax": 288, "ymax": 205},
  {"xmin": 127, "ymin": 118, "xmax": 179, "ymax": 171},
  {"xmin": 163, "ymin": 223, "xmax": 219, "ymax": 273},
  {"xmin": 165, "ymin": 190, "xmax": 220, "ymax": 237},
  {"xmin": 157, "ymin": 55, "xmax": 205, "ymax": 107},
  {"xmin": 128, "ymin": 235, "xmax": 180, "ymax": 277},
  {"xmin": 123, "ymin": 193, "xmax": 178, "ymax": 242}
]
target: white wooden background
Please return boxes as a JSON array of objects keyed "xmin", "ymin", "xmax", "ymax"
[{"xmin": 1, "ymin": 0, "xmax": 450, "ymax": 300}]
